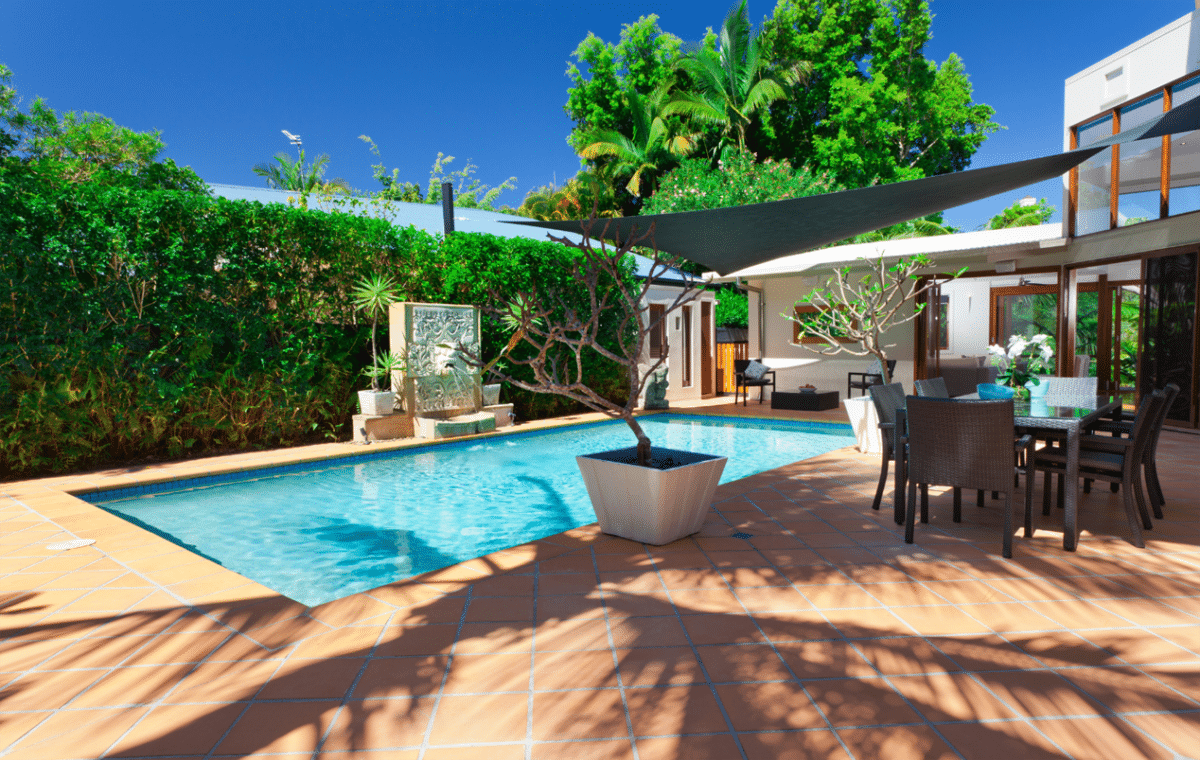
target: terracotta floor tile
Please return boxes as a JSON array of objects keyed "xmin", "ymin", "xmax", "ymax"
[
  {"xmin": 532, "ymin": 647, "xmax": 620, "ymax": 690},
  {"xmin": 775, "ymin": 640, "xmax": 875, "ymax": 680},
  {"xmin": 625, "ymin": 684, "xmax": 728, "ymax": 736},
  {"xmin": 695, "ymin": 643, "xmax": 790, "ymax": 683},
  {"xmin": 1022, "ymin": 598, "xmax": 1143, "ymax": 630},
  {"xmin": 680, "ymin": 613, "xmax": 766, "ymax": 645},
  {"xmin": 855, "ymin": 636, "xmax": 962, "ymax": 675},
  {"xmin": 1124, "ymin": 711, "xmax": 1200, "ymax": 759},
  {"xmin": 3, "ymin": 706, "xmax": 149, "ymax": 760},
  {"xmin": 733, "ymin": 585, "xmax": 812, "ymax": 612},
  {"xmin": 656, "ymin": 567, "xmax": 729, "ymax": 590},
  {"xmin": 597, "ymin": 571, "xmax": 665, "ymax": 595},
  {"xmin": 636, "ymin": 733, "xmax": 743, "ymax": 760},
  {"xmin": 307, "ymin": 594, "xmax": 397, "ymax": 628},
  {"xmin": 1082, "ymin": 629, "xmax": 1200, "ymax": 664},
  {"xmin": 752, "ymin": 610, "xmax": 841, "ymax": 642},
  {"xmin": 836, "ymin": 724, "xmax": 958, "ymax": 760},
  {"xmin": 705, "ymin": 550, "xmax": 773, "ymax": 569},
  {"xmin": 802, "ymin": 677, "xmax": 922, "ymax": 727},
  {"xmin": 442, "ymin": 652, "xmax": 531, "ymax": 694},
  {"xmin": 820, "ymin": 607, "xmax": 908, "ymax": 638},
  {"xmin": 464, "ymin": 595, "xmax": 536, "ymax": 624},
  {"xmin": 937, "ymin": 720, "xmax": 1064, "ymax": 760},
  {"xmin": 601, "ymin": 591, "xmax": 675, "ymax": 618},
  {"xmin": 256, "ymin": 656, "xmax": 367, "ymax": 700},
  {"xmin": 531, "ymin": 687, "xmax": 628, "ymax": 740},
  {"xmin": 451, "ymin": 623, "xmax": 534, "ymax": 655},
  {"xmin": 921, "ymin": 579, "xmax": 1014, "ymax": 605},
  {"xmin": 971, "ymin": 669, "xmax": 1108, "ymax": 718},
  {"xmin": 607, "ymin": 616, "xmax": 689, "ymax": 648},
  {"xmin": 468, "ymin": 573, "xmax": 537, "ymax": 598},
  {"xmin": 616, "ymin": 647, "xmax": 704, "ymax": 687},
  {"xmin": 929, "ymin": 634, "xmax": 1042, "ymax": 672},
  {"xmin": 374, "ymin": 624, "xmax": 459, "ymax": 657},
  {"xmin": 1092, "ymin": 596, "xmax": 1197, "ymax": 627},
  {"xmin": 290, "ymin": 623, "xmax": 386, "ymax": 659},
  {"xmin": 1032, "ymin": 715, "xmax": 1174, "ymax": 760},
  {"xmin": 889, "ymin": 671, "xmax": 1019, "ymax": 722},
  {"xmin": 161, "ymin": 657, "xmax": 284, "ymax": 703},
  {"xmin": 351, "ymin": 655, "xmax": 447, "ymax": 698},
  {"xmin": 533, "ymin": 617, "xmax": 611, "ymax": 651},
  {"xmin": 536, "ymin": 594, "xmax": 607, "ymax": 621},
  {"xmin": 0, "ymin": 666, "xmax": 111, "ymax": 711},
  {"xmin": 859, "ymin": 582, "xmax": 948, "ymax": 607},
  {"xmin": 425, "ymin": 692, "xmax": 530, "ymax": 744},
  {"xmin": 537, "ymin": 572, "xmax": 601, "ymax": 596},
  {"xmin": 1058, "ymin": 664, "xmax": 1199, "ymax": 713},
  {"xmin": 214, "ymin": 699, "xmax": 341, "ymax": 755},
  {"xmin": 889, "ymin": 605, "xmax": 994, "ymax": 636},
  {"xmin": 320, "ymin": 696, "xmax": 434, "ymax": 750},
  {"xmin": 715, "ymin": 680, "xmax": 825, "ymax": 731},
  {"xmin": 1152, "ymin": 624, "xmax": 1200, "ymax": 654},
  {"xmin": 801, "ymin": 584, "xmax": 882, "ymax": 610},
  {"xmin": 1008, "ymin": 631, "xmax": 1125, "ymax": 668},
  {"xmin": 957, "ymin": 601, "xmax": 1063, "ymax": 633},
  {"xmin": 666, "ymin": 587, "xmax": 740, "ymax": 613},
  {"xmin": 420, "ymin": 747, "xmax": 524, "ymax": 760},
  {"xmin": 70, "ymin": 662, "xmax": 197, "ymax": 708},
  {"xmin": 738, "ymin": 729, "xmax": 851, "ymax": 760},
  {"xmin": 529, "ymin": 739, "xmax": 635, "ymax": 759},
  {"xmin": 107, "ymin": 701, "xmax": 246, "ymax": 757}
]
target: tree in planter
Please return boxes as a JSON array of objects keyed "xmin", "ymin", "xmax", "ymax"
[
  {"xmin": 786, "ymin": 254, "xmax": 963, "ymax": 382},
  {"xmin": 351, "ymin": 274, "xmax": 405, "ymax": 392},
  {"xmin": 459, "ymin": 219, "xmax": 704, "ymax": 467}
]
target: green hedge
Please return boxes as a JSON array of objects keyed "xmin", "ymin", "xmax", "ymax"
[{"xmin": 1, "ymin": 166, "xmax": 628, "ymax": 479}]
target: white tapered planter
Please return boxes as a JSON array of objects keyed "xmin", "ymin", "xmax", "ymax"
[
  {"xmin": 357, "ymin": 390, "xmax": 395, "ymax": 416},
  {"xmin": 576, "ymin": 447, "xmax": 727, "ymax": 545},
  {"xmin": 842, "ymin": 396, "xmax": 881, "ymax": 454}
]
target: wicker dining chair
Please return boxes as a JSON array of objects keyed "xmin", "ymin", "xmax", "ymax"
[
  {"xmin": 867, "ymin": 382, "xmax": 907, "ymax": 525},
  {"xmin": 1043, "ymin": 376, "xmax": 1098, "ymax": 405},
  {"xmin": 900, "ymin": 396, "xmax": 1034, "ymax": 558},
  {"xmin": 1030, "ymin": 390, "xmax": 1166, "ymax": 549},
  {"xmin": 913, "ymin": 377, "xmax": 949, "ymax": 398},
  {"xmin": 1084, "ymin": 383, "xmax": 1179, "ymax": 519}
]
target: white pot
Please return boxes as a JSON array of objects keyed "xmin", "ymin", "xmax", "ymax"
[
  {"xmin": 576, "ymin": 446, "xmax": 727, "ymax": 545},
  {"xmin": 482, "ymin": 383, "xmax": 502, "ymax": 407},
  {"xmin": 358, "ymin": 390, "xmax": 395, "ymax": 416},
  {"xmin": 842, "ymin": 396, "xmax": 881, "ymax": 455}
]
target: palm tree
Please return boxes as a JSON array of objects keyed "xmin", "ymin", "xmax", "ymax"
[
  {"xmin": 577, "ymin": 85, "xmax": 699, "ymax": 197},
  {"xmin": 672, "ymin": 0, "xmax": 809, "ymax": 157},
  {"xmin": 252, "ymin": 149, "xmax": 350, "ymax": 193},
  {"xmin": 519, "ymin": 170, "xmax": 621, "ymax": 220}
]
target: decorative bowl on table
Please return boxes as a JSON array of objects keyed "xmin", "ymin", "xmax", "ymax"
[{"xmin": 977, "ymin": 383, "xmax": 1014, "ymax": 399}]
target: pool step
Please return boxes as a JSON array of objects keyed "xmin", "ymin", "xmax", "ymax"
[{"xmin": 415, "ymin": 411, "xmax": 497, "ymax": 440}]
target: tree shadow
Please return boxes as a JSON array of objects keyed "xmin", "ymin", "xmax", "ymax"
[{"xmin": 2, "ymin": 538, "xmax": 1193, "ymax": 760}]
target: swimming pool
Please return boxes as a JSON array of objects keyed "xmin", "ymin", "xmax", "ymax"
[{"xmin": 86, "ymin": 414, "xmax": 854, "ymax": 606}]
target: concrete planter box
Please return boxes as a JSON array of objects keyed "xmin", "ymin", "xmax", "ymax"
[
  {"xmin": 576, "ymin": 447, "xmax": 727, "ymax": 545},
  {"xmin": 357, "ymin": 390, "xmax": 395, "ymax": 416},
  {"xmin": 842, "ymin": 396, "xmax": 881, "ymax": 455}
]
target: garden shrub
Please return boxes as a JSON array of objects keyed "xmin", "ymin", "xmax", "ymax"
[{"xmin": 1, "ymin": 162, "xmax": 630, "ymax": 478}]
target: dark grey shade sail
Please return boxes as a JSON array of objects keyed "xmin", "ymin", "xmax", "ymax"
[{"xmin": 505, "ymin": 94, "xmax": 1200, "ymax": 275}]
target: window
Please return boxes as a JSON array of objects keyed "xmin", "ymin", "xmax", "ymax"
[
  {"xmin": 792, "ymin": 304, "xmax": 855, "ymax": 344},
  {"xmin": 937, "ymin": 294, "xmax": 949, "ymax": 350},
  {"xmin": 648, "ymin": 304, "xmax": 666, "ymax": 358},
  {"xmin": 681, "ymin": 306, "xmax": 692, "ymax": 387}
]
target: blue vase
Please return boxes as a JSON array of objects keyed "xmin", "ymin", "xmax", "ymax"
[
  {"xmin": 977, "ymin": 383, "xmax": 1014, "ymax": 399},
  {"xmin": 1026, "ymin": 378, "xmax": 1049, "ymax": 398}
]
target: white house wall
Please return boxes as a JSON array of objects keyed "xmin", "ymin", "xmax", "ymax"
[
  {"xmin": 751, "ymin": 275, "xmax": 915, "ymax": 400},
  {"xmin": 643, "ymin": 283, "xmax": 716, "ymax": 403}
]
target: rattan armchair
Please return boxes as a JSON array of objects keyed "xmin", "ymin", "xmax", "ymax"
[
  {"xmin": 1082, "ymin": 383, "xmax": 1178, "ymax": 519},
  {"xmin": 734, "ymin": 359, "xmax": 775, "ymax": 406},
  {"xmin": 913, "ymin": 377, "xmax": 949, "ymax": 398},
  {"xmin": 867, "ymin": 383, "xmax": 907, "ymax": 525},
  {"xmin": 1030, "ymin": 390, "xmax": 1166, "ymax": 549},
  {"xmin": 898, "ymin": 396, "xmax": 1034, "ymax": 558},
  {"xmin": 847, "ymin": 359, "xmax": 897, "ymax": 398}
]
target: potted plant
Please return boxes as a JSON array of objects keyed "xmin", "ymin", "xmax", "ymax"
[
  {"xmin": 352, "ymin": 273, "xmax": 405, "ymax": 415},
  {"xmin": 988, "ymin": 333, "xmax": 1054, "ymax": 399},
  {"xmin": 786, "ymin": 253, "xmax": 964, "ymax": 452},
  {"xmin": 458, "ymin": 218, "xmax": 725, "ymax": 545}
]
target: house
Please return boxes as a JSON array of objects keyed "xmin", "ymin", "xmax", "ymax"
[
  {"xmin": 708, "ymin": 4, "xmax": 1200, "ymax": 431},
  {"xmin": 206, "ymin": 184, "xmax": 719, "ymax": 405}
]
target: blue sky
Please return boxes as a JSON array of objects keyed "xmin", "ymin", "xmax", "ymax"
[{"xmin": 3, "ymin": 1, "xmax": 1191, "ymax": 230}]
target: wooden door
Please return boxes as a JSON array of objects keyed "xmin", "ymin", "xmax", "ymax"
[{"xmin": 701, "ymin": 302, "xmax": 713, "ymax": 396}]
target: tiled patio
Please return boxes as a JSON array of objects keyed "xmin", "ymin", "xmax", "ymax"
[{"xmin": 1, "ymin": 402, "xmax": 1198, "ymax": 759}]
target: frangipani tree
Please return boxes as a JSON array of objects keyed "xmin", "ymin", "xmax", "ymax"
[
  {"xmin": 458, "ymin": 218, "xmax": 704, "ymax": 467},
  {"xmin": 786, "ymin": 254, "xmax": 964, "ymax": 383}
]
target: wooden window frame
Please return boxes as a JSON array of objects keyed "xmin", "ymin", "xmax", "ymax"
[
  {"xmin": 792, "ymin": 304, "xmax": 856, "ymax": 345},
  {"xmin": 648, "ymin": 304, "xmax": 666, "ymax": 359}
]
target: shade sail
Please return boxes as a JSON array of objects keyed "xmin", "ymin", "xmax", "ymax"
[{"xmin": 505, "ymin": 94, "xmax": 1200, "ymax": 275}]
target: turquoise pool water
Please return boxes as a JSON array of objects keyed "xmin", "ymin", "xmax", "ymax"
[{"xmin": 87, "ymin": 414, "xmax": 853, "ymax": 606}]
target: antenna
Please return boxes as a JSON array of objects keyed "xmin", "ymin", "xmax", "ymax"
[{"xmin": 281, "ymin": 129, "xmax": 302, "ymax": 147}]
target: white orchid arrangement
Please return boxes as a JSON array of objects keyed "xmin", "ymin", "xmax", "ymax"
[{"xmin": 988, "ymin": 333, "xmax": 1056, "ymax": 388}]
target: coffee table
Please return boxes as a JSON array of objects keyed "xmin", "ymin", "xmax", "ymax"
[{"xmin": 771, "ymin": 389, "xmax": 839, "ymax": 411}]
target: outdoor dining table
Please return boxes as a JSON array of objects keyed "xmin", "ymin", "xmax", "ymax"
[{"xmin": 954, "ymin": 392, "xmax": 1122, "ymax": 551}]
